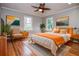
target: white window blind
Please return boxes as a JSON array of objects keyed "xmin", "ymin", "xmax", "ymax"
[
  {"xmin": 46, "ymin": 17, "xmax": 54, "ymax": 31},
  {"xmin": 24, "ymin": 16, "xmax": 32, "ymax": 31}
]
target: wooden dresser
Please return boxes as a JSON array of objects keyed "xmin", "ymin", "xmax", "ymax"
[
  {"xmin": 0, "ymin": 36, "xmax": 7, "ymax": 56},
  {"xmin": 71, "ymin": 34, "xmax": 79, "ymax": 39}
]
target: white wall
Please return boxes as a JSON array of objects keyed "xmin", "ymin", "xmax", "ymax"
[
  {"xmin": 44, "ymin": 7, "xmax": 79, "ymax": 28},
  {"xmin": 2, "ymin": 6, "xmax": 79, "ymax": 35},
  {"xmin": 1, "ymin": 8, "xmax": 42, "ymax": 34},
  {"xmin": 0, "ymin": 7, "xmax": 1, "ymax": 18},
  {"xmin": 0, "ymin": 6, "xmax": 1, "ymax": 35}
]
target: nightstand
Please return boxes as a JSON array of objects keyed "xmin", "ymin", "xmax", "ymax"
[{"xmin": 70, "ymin": 34, "xmax": 79, "ymax": 43}]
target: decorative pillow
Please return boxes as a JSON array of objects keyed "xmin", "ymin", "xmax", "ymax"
[
  {"xmin": 21, "ymin": 31, "xmax": 29, "ymax": 38},
  {"xmin": 53, "ymin": 27, "xmax": 60, "ymax": 33},
  {"xmin": 60, "ymin": 29, "xmax": 66, "ymax": 34},
  {"xmin": 66, "ymin": 26, "xmax": 73, "ymax": 35}
]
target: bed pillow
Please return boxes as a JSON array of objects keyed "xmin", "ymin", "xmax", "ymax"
[
  {"xmin": 66, "ymin": 26, "xmax": 73, "ymax": 35},
  {"xmin": 60, "ymin": 29, "xmax": 66, "ymax": 34},
  {"xmin": 53, "ymin": 27, "xmax": 60, "ymax": 33}
]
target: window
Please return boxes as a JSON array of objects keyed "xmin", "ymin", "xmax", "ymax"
[
  {"xmin": 24, "ymin": 16, "xmax": 32, "ymax": 31},
  {"xmin": 46, "ymin": 17, "xmax": 54, "ymax": 31}
]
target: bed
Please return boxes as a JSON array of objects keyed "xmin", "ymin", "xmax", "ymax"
[{"xmin": 31, "ymin": 32, "xmax": 71, "ymax": 55}]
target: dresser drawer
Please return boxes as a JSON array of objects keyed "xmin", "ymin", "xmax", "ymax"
[{"xmin": 0, "ymin": 36, "xmax": 7, "ymax": 56}]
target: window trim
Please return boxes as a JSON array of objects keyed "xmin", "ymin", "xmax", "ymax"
[
  {"xmin": 24, "ymin": 16, "xmax": 33, "ymax": 31},
  {"xmin": 46, "ymin": 17, "xmax": 53, "ymax": 31}
]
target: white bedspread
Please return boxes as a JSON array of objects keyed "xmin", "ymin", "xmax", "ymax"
[{"xmin": 31, "ymin": 32, "xmax": 70, "ymax": 55}]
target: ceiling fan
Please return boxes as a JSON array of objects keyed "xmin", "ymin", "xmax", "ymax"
[{"xmin": 32, "ymin": 3, "xmax": 51, "ymax": 13}]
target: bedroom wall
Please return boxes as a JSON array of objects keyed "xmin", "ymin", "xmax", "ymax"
[
  {"xmin": 44, "ymin": 7, "xmax": 79, "ymax": 28},
  {"xmin": 0, "ymin": 6, "xmax": 1, "ymax": 18},
  {"xmin": 1, "ymin": 8, "xmax": 42, "ymax": 35},
  {"xmin": 0, "ymin": 6, "xmax": 1, "ymax": 35}
]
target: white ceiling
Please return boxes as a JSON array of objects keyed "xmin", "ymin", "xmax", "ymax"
[{"xmin": 1, "ymin": 3, "xmax": 79, "ymax": 17}]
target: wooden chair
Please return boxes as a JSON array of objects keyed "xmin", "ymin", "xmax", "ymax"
[{"xmin": 11, "ymin": 28, "xmax": 29, "ymax": 40}]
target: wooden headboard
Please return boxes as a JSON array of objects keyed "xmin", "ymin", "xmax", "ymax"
[{"xmin": 54, "ymin": 26, "xmax": 74, "ymax": 34}]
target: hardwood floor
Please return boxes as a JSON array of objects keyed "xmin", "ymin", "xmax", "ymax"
[
  {"xmin": 64, "ymin": 41, "xmax": 79, "ymax": 56},
  {"xmin": 7, "ymin": 39, "xmax": 79, "ymax": 56},
  {"xmin": 7, "ymin": 40, "xmax": 16, "ymax": 56},
  {"xmin": 7, "ymin": 40, "xmax": 36, "ymax": 56},
  {"xmin": 7, "ymin": 39, "xmax": 52, "ymax": 56}
]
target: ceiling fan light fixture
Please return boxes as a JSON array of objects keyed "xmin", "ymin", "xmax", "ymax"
[
  {"xmin": 32, "ymin": 3, "xmax": 51, "ymax": 13},
  {"xmin": 39, "ymin": 9, "xmax": 42, "ymax": 12}
]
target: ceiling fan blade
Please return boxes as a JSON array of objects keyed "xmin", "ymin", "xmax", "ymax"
[
  {"xmin": 44, "ymin": 8, "xmax": 51, "ymax": 10},
  {"xmin": 32, "ymin": 6, "xmax": 38, "ymax": 8},
  {"xmin": 34, "ymin": 9, "xmax": 38, "ymax": 12},
  {"xmin": 32, "ymin": 3, "xmax": 50, "ymax": 13},
  {"xmin": 40, "ymin": 3, "xmax": 45, "ymax": 8},
  {"xmin": 40, "ymin": 3, "xmax": 45, "ymax": 6},
  {"xmin": 40, "ymin": 3, "xmax": 42, "ymax": 6},
  {"xmin": 43, "ymin": 3, "xmax": 45, "ymax": 6}
]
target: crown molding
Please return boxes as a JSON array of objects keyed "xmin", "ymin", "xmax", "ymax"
[
  {"xmin": 1, "ymin": 5, "xmax": 79, "ymax": 17},
  {"xmin": 54, "ymin": 5, "xmax": 79, "ymax": 15},
  {"xmin": 1, "ymin": 7, "xmax": 25, "ymax": 14},
  {"xmin": 44, "ymin": 5, "xmax": 79, "ymax": 17},
  {"xmin": 1, "ymin": 7, "xmax": 42, "ymax": 17}
]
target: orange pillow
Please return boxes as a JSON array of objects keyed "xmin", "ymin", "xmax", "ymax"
[
  {"xmin": 60, "ymin": 29, "xmax": 66, "ymax": 34},
  {"xmin": 21, "ymin": 32, "xmax": 29, "ymax": 38},
  {"xmin": 66, "ymin": 27, "xmax": 73, "ymax": 35},
  {"xmin": 53, "ymin": 28, "xmax": 60, "ymax": 33}
]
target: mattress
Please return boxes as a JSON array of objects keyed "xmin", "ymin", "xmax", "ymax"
[{"xmin": 31, "ymin": 32, "xmax": 70, "ymax": 55}]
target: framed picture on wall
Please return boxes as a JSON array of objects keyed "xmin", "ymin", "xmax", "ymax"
[
  {"xmin": 6, "ymin": 15, "xmax": 20, "ymax": 26},
  {"xmin": 56, "ymin": 16, "xmax": 69, "ymax": 26}
]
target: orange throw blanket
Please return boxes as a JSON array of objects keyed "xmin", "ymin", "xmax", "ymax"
[{"xmin": 35, "ymin": 33, "xmax": 65, "ymax": 46}]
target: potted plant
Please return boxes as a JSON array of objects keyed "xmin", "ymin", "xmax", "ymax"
[
  {"xmin": 3, "ymin": 24, "xmax": 11, "ymax": 35},
  {"xmin": 40, "ymin": 23, "xmax": 46, "ymax": 32}
]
